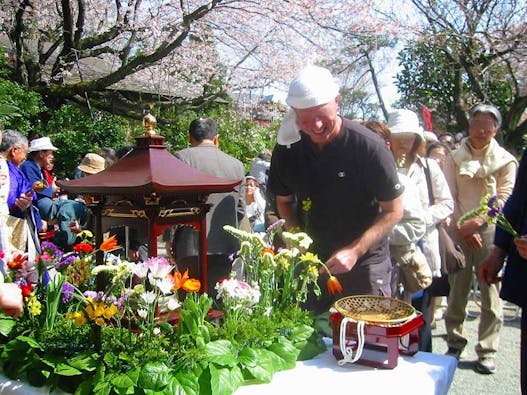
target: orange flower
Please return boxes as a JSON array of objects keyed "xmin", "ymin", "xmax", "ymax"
[
  {"xmin": 7, "ymin": 254, "xmax": 27, "ymax": 270},
  {"xmin": 327, "ymin": 276, "xmax": 343, "ymax": 296},
  {"xmin": 182, "ymin": 278, "xmax": 201, "ymax": 292},
  {"xmin": 260, "ymin": 248, "xmax": 275, "ymax": 257},
  {"xmin": 99, "ymin": 235, "xmax": 119, "ymax": 252},
  {"xmin": 170, "ymin": 269, "xmax": 190, "ymax": 291}
]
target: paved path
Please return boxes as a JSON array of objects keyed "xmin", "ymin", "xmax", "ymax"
[{"xmin": 432, "ymin": 300, "xmax": 522, "ymax": 394}]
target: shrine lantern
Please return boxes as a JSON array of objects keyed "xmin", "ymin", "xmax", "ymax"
[{"xmin": 58, "ymin": 114, "xmax": 241, "ymax": 292}]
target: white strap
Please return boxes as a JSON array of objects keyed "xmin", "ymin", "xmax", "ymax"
[{"xmin": 337, "ymin": 317, "xmax": 365, "ymax": 365}]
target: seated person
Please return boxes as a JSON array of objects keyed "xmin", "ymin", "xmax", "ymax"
[{"xmin": 20, "ymin": 137, "xmax": 87, "ymax": 250}]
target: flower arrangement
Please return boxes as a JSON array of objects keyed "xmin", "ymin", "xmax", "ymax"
[
  {"xmin": 0, "ymin": 223, "xmax": 333, "ymax": 394},
  {"xmin": 457, "ymin": 194, "xmax": 518, "ymax": 237}
]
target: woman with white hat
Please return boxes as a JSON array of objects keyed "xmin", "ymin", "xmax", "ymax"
[{"xmin": 388, "ymin": 109, "xmax": 454, "ymax": 352}]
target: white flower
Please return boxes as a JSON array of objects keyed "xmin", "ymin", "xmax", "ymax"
[
  {"xmin": 153, "ymin": 327, "xmax": 161, "ymax": 335},
  {"xmin": 167, "ymin": 297, "xmax": 181, "ymax": 311},
  {"xmin": 155, "ymin": 277, "xmax": 174, "ymax": 295},
  {"xmin": 140, "ymin": 291, "xmax": 157, "ymax": 304},
  {"xmin": 137, "ymin": 308, "xmax": 148, "ymax": 318}
]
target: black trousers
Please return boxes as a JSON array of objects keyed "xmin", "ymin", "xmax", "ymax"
[
  {"xmin": 412, "ymin": 288, "xmax": 433, "ymax": 352},
  {"xmin": 522, "ymin": 309, "xmax": 527, "ymax": 394}
]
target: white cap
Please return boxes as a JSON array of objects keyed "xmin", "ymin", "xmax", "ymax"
[
  {"xmin": 387, "ymin": 109, "xmax": 424, "ymax": 139},
  {"xmin": 29, "ymin": 137, "xmax": 58, "ymax": 152},
  {"xmin": 286, "ymin": 65, "xmax": 340, "ymax": 109}
]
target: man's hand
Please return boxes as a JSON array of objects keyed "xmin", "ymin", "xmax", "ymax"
[
  {"xmin": 514, "ymin": 236, "xmax": 527, "ymax": 260},
  {"xmin": 463, "ymin": 232, "xmax": 483, "ymax": 251},
  {"xmin": 0, "ymin": 283, "xmax": 23, "ymax": 318},
  {"xmin": 457, "ymin": 217, "xmax": 484, "ymax": 238},
  {"xmin": 478, "ymin": 247, "xmax": 506, "ymax": 287},
  {"xmin": 325, "ymin": 245, "xmax": 360, "ymax": 274},
  {"xmin": 15, "ymin": 193, "xmax": 32, "ymax": 210}
]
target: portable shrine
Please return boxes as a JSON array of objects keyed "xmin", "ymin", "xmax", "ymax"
[{"xmin": 58, "ymin": 114, "xmax": 241, "ymax": 292}]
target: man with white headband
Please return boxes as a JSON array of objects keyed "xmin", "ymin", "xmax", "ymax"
[{"xmin": 268, "ymin": 65, "xmax": 404, "ymax": 313}]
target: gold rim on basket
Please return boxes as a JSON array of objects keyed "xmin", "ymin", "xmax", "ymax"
[{"xmin": 334, "ymin": 295, "xmax": 416, "ymax": 325}]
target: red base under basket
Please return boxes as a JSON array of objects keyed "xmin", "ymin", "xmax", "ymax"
[{"xmin": 330, "ymin": 312, "xmax": 424, "ymax": 369}]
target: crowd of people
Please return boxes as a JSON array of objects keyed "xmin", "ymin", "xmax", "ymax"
[{"xmin": 0, "ymin": 64, "xmax": 526, "ymax": 392}]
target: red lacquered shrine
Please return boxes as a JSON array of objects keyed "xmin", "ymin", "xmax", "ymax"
[{"xmin": 57, "ymin": 114, "xmax": 240, "ymax": 292}]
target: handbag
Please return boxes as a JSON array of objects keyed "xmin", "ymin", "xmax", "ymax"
[
  {"xmin": 423, "ymin": 159, "xmax": 466, "ymax": 275},
  {"xmin": 398, "ymin": 245, "xmax": 433, "ymax": 294},
  {"xmin": 437, "ymin": 223, "xmax": 466, "ymax": 274}
]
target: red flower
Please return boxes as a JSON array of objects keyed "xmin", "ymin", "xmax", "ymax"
[
  {"xmin": 0, "ymin": 250, "xmax": 4, "ymax": 259},
  {"xmin": 73, "ymin": 243, "xmax": 94, "ymax": 254},
  {"xmin": 20, "ymin": 282, "xmax": 34, "ymax": 298},
  {"xmin": 7, "ymin": 254, "xmax": 27, "ymax": 270}
]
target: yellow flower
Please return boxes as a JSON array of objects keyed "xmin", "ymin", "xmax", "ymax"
[
  {"xmin": 299, "ymin": 252, "xmax": 321, "ymax": 265},
  {"xmin": 307, "ymin": 264, "xmax": 319, "ymax": 280},
  {"xmin": 95, "ymin": 317, "xmax": 105, "ymax": 326},
  {"xmin": 103, "ymin": 304, "xmax": 118, "ymax": 319},
  {"xmin": 66, "ymin": 311, "xmax": 87, "ymax": 326},
  {"xmin": 27, "ymin": 295, "xmax": 42, "ymax": 316}
]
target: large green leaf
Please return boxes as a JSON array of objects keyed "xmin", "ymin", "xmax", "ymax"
[
  {"xmin": 296, "ymin": 332, "xmax": 327, "ymax": 361},
  {"xmin": 163, "ymin": 372, "xmax": 199, "ymax": 395},
  {"xmin": 204, "ymin": 340, "xmax": 236, "ymax": 367},
  {"xmin": 137, "ymin": 362, "xmax": 170, "ymax": 391},
  {"xmin": 267, "ymin": 338, "xmax": 298, "ymax": 370},
  {"xmin": 0, "ymin": 315, "xmax": 16, "ymax": 336},
  {"xmin": 288, "ymin": 324, "xmax": 314, "ymax": 344},
  {"xmin": 55, "ymin": 362, "xmax": 83, "ymax": 376},
  {"xmin": 67, "ymin": 351, "xmax": 99, "ymax": 372},
  {"xmin": 110, "ymin": 368, "xmax": 139, "ymax": 393},
  {"xmin": 238, "ymin": 348, "xmax": 275, "ymax": 383},
  {"xmin": 209, "ymin": 364, "xmax": 244, "ymax": 395}
]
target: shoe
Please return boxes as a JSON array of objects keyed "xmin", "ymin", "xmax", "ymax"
[
  {"xmin": 445, "ymin": 347, "xmax": 462, "ymax": 360},
  {"xmin": 475, "ymin": 358, "xmax": 496, "ymax": 374}
]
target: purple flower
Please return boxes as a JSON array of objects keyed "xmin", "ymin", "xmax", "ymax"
[
  {"xmin": 61, "ymin": 282, "xmax": 74, "ymax": 303},
  {"xmin": 41, "ymin": 241, "xmax": 63, "ymax": 260},
  {"xmin": 42, "ymin": 270, "xmax": 51, "ymax": 288},
  {"xmin": 487, "ymin": 195, "xmax": 498, "ymax": 208},
  {"xmin": 266, "ymin": 219, "xmax": 285, "ymax": 233},
  {"xmin": 487, "ymin": 207, "xmax": 500, "ymax": 218},
  {"xmin": 228, "ymin": 252, "xmax": 240, "ymax": 263},
  {"xmin": 55, "ymin": 253, "xmax": 77, "ymax": 269}
]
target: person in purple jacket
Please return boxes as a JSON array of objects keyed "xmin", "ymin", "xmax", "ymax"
[{"xmin": 0, "ymin": 130, "xmax": 43, "ymax": 256}]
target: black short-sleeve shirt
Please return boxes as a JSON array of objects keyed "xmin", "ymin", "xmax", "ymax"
[{"xmin": 268, "ymin": 118, "xmax": 403, "ymax": 265}]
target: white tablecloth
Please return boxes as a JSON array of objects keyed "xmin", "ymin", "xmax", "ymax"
[
  {"xmin": 0, "ymin": 342, "xmax": 457, "ymax": 395},
  {"xmin": 236, "ymin": 341, "xmax": 457, "ymax": 395}
]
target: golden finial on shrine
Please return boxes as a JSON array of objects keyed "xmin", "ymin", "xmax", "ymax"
[{"xmin": 143, "ymin": 113, "xmax": 158, "ymax": 136}]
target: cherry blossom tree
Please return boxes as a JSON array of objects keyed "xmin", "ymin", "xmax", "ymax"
[{"xmin": 0, "ymin": 0, "xmax": 387, "ymax": 120}]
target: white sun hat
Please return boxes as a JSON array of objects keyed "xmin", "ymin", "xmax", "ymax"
[
  {"xmin": 28, "ymin": 137, "xmax": 58, "ymax": 152},
  {"xmin": 286, "ymin": 65, "xmax": 340, "ymax": 109},
  {"xmin": 387, "ymin": 109, "xmax": 424, "ymax": 139}
]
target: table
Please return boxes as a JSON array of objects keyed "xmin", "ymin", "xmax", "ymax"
[
  {"xmin": 0, "ymin": 342, "xmax": 456, "ymax": 395},
  {"xmin": 236, "ymin": 340, "xmax": 457, "ymax": 395}
]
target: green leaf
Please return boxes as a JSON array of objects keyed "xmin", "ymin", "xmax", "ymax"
[
  {"xmin": 110, "ymin": 368, "xmax": 139, "ymax": 394},
  {"xmin": 267, "ymin": 338, "xmax": 299, "ymax": 370},
  {"xmin": 288, "ymin": 324, "xmax": 314, "ymax": 344},
  {"xmin": 239, "ymin": 348, "xmax": 274, "ymax": 383},
  {"xmin": 0, "ymin": 315, "xmax": 16, "ymax": 336},
  {"xmin": 163, "ymin": 373, "xmax": 199, "ymax": 395},
  {"xmin": 67, "ymin": 351, "xmax": 99, "ymax": 372},
  {"xmin": 55, "ymin": 362, "xmax": 83, "ymax": 376},
  {"xmin": 137, "ymin": 362, "xmax": 170, "ymax": 391},
  {"xmin": 209, "ymin": 364, "xmax": 244, "ymax": 395},
  {"xmin": 204, "ymin": 340, "xmax": 236, "ymax": 366},
  {"xmin": 296, "ymin": 332, "xmax": 327, "ymax": 361}
]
